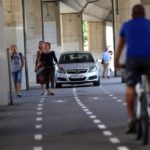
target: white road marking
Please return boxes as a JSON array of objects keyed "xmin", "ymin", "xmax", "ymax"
[
  {"xmin": 117, "ymin": 99, "xmax": 122, "ymax": 102},
  {"xmin": 93, "ymin": 97, "xmax": 99, "ymax": 100},
  {"xmin": 83, "ymin": 109, "xmax": 89, "ymax": 112},
  {"xmin": 117, "ymin": 146, "xmax": 130, "ymax": 150},
  {"xmin": 53, "ymin": 100, "xmax": 65, "ymax": 103},
  {"xmin": 35, "ymin": 124, "xmax": 43, "ymax": 129},
  {"xmin": 34, "ymin": 134, "xmax": 43, "ymax": 140},
  {"xmin": 97, "ymin": 124, "xmax": 106, "ymax": 129},
  {"xmin": 86, "ymin": 111, "xmax": 93, "ymax": 115},
  {"xmin": 41, "ymin": 98, "xmax": 44, "ymax": 101},
  {"xmin": 36, "ymin": 112, "xmax": 43, "ymax": 115},
  {"xmin": 109, "ymin": 137, "xmax": 120, "ymax": 144},
  {"xmin": 89, "ymin": 115, "xmax": 97, "ymax": 119},
  {"xmin": 38, "ymin": 104, "xmax": 43, "ymax": 107},
  {"xmin": 73, "ymin": 87, "xmax": 130, "ymax": 150},
  {"xmin": 36, "ymin": 117, "xmax": 43, "ymax": 121},
  {"xmin": 93, "ymin": 119, "xmax": 101, "ymax": 124},
  {"xmin": 37, "ymin": 107, "xmax": 43, "ymax": 110},
  {"xmin": 103, "ymin": 131, "xmax": 112, "ymax": 136},
  {"xmin": 33, "ymin": 146, "xmax": 43, "ymax": 150},
  {"xmin": 113, "ymin": 97, "xmax": 117, "ymax": 99}
]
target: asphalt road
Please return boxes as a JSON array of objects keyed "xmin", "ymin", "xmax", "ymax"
[{"xmin": 0, "ymin": 77, "xmax": 150, "ymax": 150}]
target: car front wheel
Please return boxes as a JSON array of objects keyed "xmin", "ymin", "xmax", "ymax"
[
  {"xmin": 56, "ymin": 83, "xmax": 62, "ymax": 88},
  {"xmin": 93, "ymin": 79, "xmax": 100, "ymax": 86}
]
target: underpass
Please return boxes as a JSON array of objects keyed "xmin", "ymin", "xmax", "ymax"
[{"xmin": 0, "ymin": 77, "xmax": 150, "ymax": 150}]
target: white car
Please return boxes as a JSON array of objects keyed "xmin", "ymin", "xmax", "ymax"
[{"xmin": 55, "ymin": 51, "xmax": 100, "ymax": 88}]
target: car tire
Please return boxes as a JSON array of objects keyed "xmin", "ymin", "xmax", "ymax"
[
  {"xmin": 56, "ymin": 83, "xmax": 62, "ymax": 88},
  {"xmin": 93, "ymin": 79, "xmax": 100, "ymax": 86}
]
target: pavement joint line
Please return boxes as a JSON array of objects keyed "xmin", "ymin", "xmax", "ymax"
[
  {"xmin": 33, "ymin": 146, "xmax": 43, "ymax": 150},
  {"xmin": 103, "ymin": 130, "xmax": 113, "ymax": 136},
  {"xmin": 109, "ymin": 137, "xmax": 120, "ymax": 144},
  {"xmin": 34, "ymin": 134, "xmax": 43, "ymax": 140},
  {"xmin": 117, "ymin": 146, "xmax": 130, "ymax": 150}
]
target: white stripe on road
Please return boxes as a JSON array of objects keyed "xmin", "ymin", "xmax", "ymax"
[
  {"xmin": 109, "ymin": 137, "xmax": 120, "ymax": 144},
  {"xmin": 103, "ymin": 131, "xmax": 113, "ymax": 136},
  {"xmin": 35, "ymin": 124, "xmax": 43, "ymax": 129},
  {"xmin": 117, "ymin": 146, "xmax": 130, "ymax": 150},
  {"xmin": 33, "ymin": 146, "xmax": 43, "ymax": 150},
  {"xmin": 34, "ymin": 134, "xmax": 43, "ymax": 140}
]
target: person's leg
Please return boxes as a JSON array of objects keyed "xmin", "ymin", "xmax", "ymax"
[
  {"xmin": 44, "ymin": 69, "xmax": 49, "ymax": 90},
  {"xmin": 50, "ymin": 67, "xmax": 55, "ymax": 94},
  {"xmin": 102, "ymin": 63, "xmax": 107, "ymax": 78},
  {"xmin": 125, "ymin": 85, "xmax": 135, "ymax": 120},
  {"xmin": 16, "ymin": 70, "xmax": 22, "ymax": 97},
  {"xmin": 41, "ymin": 84, "xmax": 45, "ymax": 95},
  {"xmin": 12, "ymin": 72, "xmax": 17, "ymax": 94}
]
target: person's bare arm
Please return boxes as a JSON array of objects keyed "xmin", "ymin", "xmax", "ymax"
[{"xmin": 115, "ymin": 37, "xmax": 125, "ymax": 68}]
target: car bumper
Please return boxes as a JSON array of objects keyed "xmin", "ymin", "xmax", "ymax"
[{"xmin": 56, "ymin": 72, "xmax": 100, "ymax": 84}]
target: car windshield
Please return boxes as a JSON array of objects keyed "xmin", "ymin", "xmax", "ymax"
[{"xmin": 59, "ymin": 53, "xmax": 95, "ymax": 64}]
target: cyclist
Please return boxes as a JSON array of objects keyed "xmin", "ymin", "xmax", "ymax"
[{"xmin": 115, "ymin": 4, "xmax": 150, "ymax": 133}]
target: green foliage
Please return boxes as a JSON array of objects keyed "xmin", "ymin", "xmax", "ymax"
[{"xmin": 82, "ymin": 21, "xmax": 88, "ymax": 46}]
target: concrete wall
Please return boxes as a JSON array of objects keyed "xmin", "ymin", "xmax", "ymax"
[
  {"xmin": 61, "ymin": 13, "xmax": 83, "ymax": 52},
  {"xmin": 87, "ymin": 21, "xmax": 106, "ymax": 53},
  {"xmin": 0, "ymin": 0, "xmax": 9, "ymax": 105},
  {"xmin": 24, "ymin": 0, "xmax": 43, "ymax": 85},
  {"xmin": 43, "ymin": 1, "xmax": 61, "ymax": 59}
]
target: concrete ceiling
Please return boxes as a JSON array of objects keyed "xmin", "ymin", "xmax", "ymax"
[
  {"xmin": 43, "ymin": 0, "xmax": 112, "ymax": 22},
  {"xmin": 59, "ymin": 0, "xmax": 112, "ymax": 22}
]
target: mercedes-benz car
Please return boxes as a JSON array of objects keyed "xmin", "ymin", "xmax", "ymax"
[{"xmin": 55, "ymin": 51, "xmax": 100, "ymax": 88}]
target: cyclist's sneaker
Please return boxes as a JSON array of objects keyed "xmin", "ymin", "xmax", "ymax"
[{"xmin": 125, "ymin": 119, "xmax": 136, "ymax": 134}]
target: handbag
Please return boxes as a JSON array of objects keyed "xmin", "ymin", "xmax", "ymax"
[{"xmin": 36, "ymin": 67, "xmax": 44, "ymax": 75}]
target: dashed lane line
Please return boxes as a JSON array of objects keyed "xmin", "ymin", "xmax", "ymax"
[{"xmin": 73, "ymin": 87, "xmax": 130, "ymax": 150}]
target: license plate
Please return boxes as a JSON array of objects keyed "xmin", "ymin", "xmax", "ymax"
[{"xmin": 70, "ymin": 74, "xmax": 84, "ymax": 79}]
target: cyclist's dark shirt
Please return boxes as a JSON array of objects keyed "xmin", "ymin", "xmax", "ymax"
[{"xmin": 119, "ymin": 17, "xmax": 150, "ymax": 59}]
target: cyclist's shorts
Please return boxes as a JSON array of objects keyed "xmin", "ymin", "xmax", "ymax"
[{"xmin": 125, "ymin": 57, "xmax": 150, "ymax": 86}]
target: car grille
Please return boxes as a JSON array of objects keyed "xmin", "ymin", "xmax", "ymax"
[
  {"xmin": 66, "ymin": 69, "xmax": 87, "ymax": 74},
  {"xmin": 69, "ymin": 77, "xmax": 86, "ymax": 81}
]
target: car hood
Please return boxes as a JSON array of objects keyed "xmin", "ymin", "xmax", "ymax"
[{"xmin": 60, "ymin": 63, "xmax": 96, "ymax": 70}]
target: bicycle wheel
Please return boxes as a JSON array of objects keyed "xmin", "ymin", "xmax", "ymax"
[{"xmin": 140, "ymin": 93, "xmax": 149, "ymax": 145}]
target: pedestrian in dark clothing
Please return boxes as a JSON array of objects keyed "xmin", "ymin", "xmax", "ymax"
[{"xmin": 40, "ymin": 42, "xmax": 58, "ymax": 95}]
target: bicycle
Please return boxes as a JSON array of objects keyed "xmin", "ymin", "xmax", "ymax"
[{"xmin": 134, "ymin": 75, "xmax": 150, "ymax": 145}]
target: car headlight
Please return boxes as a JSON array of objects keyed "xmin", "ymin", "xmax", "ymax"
[
  {"xmin": 57, "ymin": 68, "xmax": 65, "ymax": 74},
  {"xmin": 88, "ymin": 66, "xmax": 97, "ymax": 72}
]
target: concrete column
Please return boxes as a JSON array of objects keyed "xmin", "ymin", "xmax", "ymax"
[
  {"xmin": 87, "ymin": 21, "xmax": 106, "ymax": 60},
  {"xmin": 42, "ymin": 1, "xmax": 61, "ymax": 57},
  {"xmin": 24, "ymin": 0, "xmax": 43, "ymax": 86},
  {"xmin": 0, "ymin": 0, "xmax": 25, "ymax": 105},
  {"xmin": 61, "ymin": 13, "xmax": 82, "ymax": 52}
]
